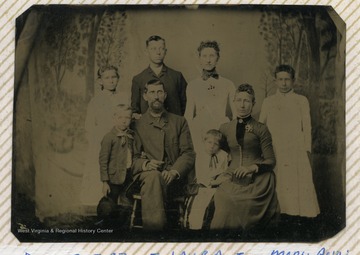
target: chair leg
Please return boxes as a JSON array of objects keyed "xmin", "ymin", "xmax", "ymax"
[
  {"xmin": 130, "ymin": 199, "xmax": 137, "ymax": 230},
  {"xmin": 178, "ymin": 202, "xmax": 184, "ymax": 229},
  {"xmin": 130, "ymin": 194, "xmax": 143, "ymax": 229},
  {"xmin": 130, "ymin": 195, "xmax": 185, "ymax": 230}
]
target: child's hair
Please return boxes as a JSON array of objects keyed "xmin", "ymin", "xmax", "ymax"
[
  {"xmin": 274, "ymin": 64, "xmax": 295, "ymax": 79},
  {"xmin": 203, "ymin": 129, "xmax": 223, "ymax": 144},
  {"xmin": 97, "ymin": 65, "xmax": 119, "ymax": 90},
  {"xmin": 113, "ymin": 104, "xmax": 133, "ymax": 116},
  {"xmin": 146, "ymin": 35, "xmax": 165, "ymax": 47},
  {"xmin": 97, "ymin": 65, "xmax": 120, "ymax": 79}
]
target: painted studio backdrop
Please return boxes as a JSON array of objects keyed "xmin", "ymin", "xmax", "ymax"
[{"xmin": 13, "ymin": 5, "xmax": 345, "ymax": 241}]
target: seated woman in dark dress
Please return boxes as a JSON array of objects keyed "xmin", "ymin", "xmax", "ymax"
[{"xmin": 210, "ymin": 84, "xmax": 279, "ymax": 232}]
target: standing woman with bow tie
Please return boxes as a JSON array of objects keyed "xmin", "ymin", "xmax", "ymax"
[{"xmin": 184, "ymin": 41, "xmax": 236, "ymax": 154}]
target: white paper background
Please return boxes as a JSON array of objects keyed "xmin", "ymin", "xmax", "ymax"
[{"xmin": 1, "ymin": 0, "xmax": 359, "ymax": 254}]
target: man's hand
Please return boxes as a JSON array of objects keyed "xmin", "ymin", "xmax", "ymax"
[
  {"xmin": 234, "ymin": 165, "xmax": 257, "ymax": 179},
  {"xmin": 102, "ymin": 182, "xmax": 110, "ymax": 197},
  {"xmin": 132, "ymin": 113, "xmax": 142, "ymax": 120},
  {"xmin": 145, "ymin": 159, "xmax": 164, "ymax": 171},
  {"xmin": 162, "ymin": 170, "xmax": 178, "ymax": 185}
]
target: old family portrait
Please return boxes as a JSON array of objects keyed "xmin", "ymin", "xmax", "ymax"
[{"xmin": 13, "ymin": 5, "xmax": 345, "ymax": 242}]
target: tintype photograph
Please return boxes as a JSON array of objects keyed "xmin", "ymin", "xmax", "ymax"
[{"xmin": 12, "ymin": 5, "xmax": 345, "ymax": 242}]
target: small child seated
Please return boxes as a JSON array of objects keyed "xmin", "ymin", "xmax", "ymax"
[
  {"xmin": 99, "ymin": 104, "xmax": 134, "ymax": 208},
  {"xmin": 196, "ymin": 129, "xmax": 229, "ymax": 187},
  {"xmin": 185, "ymin": 129, "xmax": 229, "ymax": 230}
]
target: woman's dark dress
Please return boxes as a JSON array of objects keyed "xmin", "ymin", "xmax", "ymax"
[{"xmin": 210, "ymin": 117, "xmax": 279, "ymax": 230}]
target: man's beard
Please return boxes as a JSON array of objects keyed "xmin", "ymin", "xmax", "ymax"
[{"xmin": 149, "ymin": 100, "xmax": 164, "ymax": 113}]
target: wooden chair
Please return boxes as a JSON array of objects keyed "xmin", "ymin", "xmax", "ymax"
[
  {"xmin": 129, "ymin": 193, "xmax": 143, "ymax": 229},
  {"xmin": 129, "ymin": 193, "xmax": 185, "ymax": 230}
]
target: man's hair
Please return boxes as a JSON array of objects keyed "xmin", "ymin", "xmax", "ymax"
[
  {"xmin": 197, "ymin": 40, "xmax": 220, "ymax": 57},
  {"xmin": 274, "ymin": 65, "xmax": 295, "ymax": 79},
  {"xmin": 143, "ymin": 79, "xmax": 165, "ymax": 93},
  {"xmin": 97, "ymin": 65, "xmax": 119, "ymax": 79},
  {"xmin": 203, "ymin": 129, "xmax": 223, "ymax": 143},
  {"xmin": 113, "ymin": 104, "xmax": 132, "ymax": 116},
  {"xmin": 146, "ymin": 35, "xmax": 165, "ymax": 47},
  {"xmin": 235, "ymin": 83, "xmax": 256, "ymax": 103}
]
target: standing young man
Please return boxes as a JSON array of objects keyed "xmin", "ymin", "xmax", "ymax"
[{"xmin": 131, "ymin": 35, "xmax": 187, "ymax": 118}]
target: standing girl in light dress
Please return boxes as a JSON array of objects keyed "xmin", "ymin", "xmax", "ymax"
[
  {"xmin": 259, "ymin": 65, "xmax": 320, "ymax": 225},
  {"xmin": 184, "ymin": 40, "xmax": 235, "ymax": 153},
  {"xmin": 80, "ymin": 65, "xmax": 129, "ymax": 214}
]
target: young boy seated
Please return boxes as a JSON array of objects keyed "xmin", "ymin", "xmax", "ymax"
[
  {"xmin": 185, "ymin": 129, "xmax": 229, "ymax": 230},
  {"xmin": 98, "ymin": 104, "xmax": 134, "ymax": 222}
]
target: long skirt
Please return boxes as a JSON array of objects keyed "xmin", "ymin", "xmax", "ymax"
[
  {"xmin": 274, "ymin": 142, "xmax": 320, "ymax": 217},
  {"xmin": 210, "ymin": 172, "xmax": 279, "ymax": 231}
]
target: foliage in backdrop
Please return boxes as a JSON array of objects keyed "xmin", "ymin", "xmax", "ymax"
[{"xmin": 258, "ymin": 7, "xmax": 344, "ymax": 155}]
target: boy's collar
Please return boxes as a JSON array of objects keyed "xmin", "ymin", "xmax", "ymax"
[
  {"xmin": 276, "ymin": 88, "xmax": 294, "ymax": 95},
  {"xmin": 147, "ymin": 64, "xmax": 167, "ymax": 74},
  {"xmin": 112, "ymin": 126, "xmax": 133, "ymax": 136}
]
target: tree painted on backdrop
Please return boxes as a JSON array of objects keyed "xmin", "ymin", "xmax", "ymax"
[
  {"xmin": 258, "ymin": 7, "xmax": 339, "ymax": 154},
  {"xmin": 258, "ymin": 9, "xmax": 311, "ymax": 97},
  {"xmin": 95, "ymin": 10, "xmax": 127, "ymax": 72},
  {"xmin": 37, "ymin": 11, "xmax": 82, "ymax": 153},
  {"xmin": 78, "ymin": 11, "xmax": 103, "ymax": 102},
  {"xmin": 43, "ymin": 11, "xmax": 85, "ymax": 92},
  {"xmin": 39, "ymin": 11, "xmax": 96, "ymax": 153},
  {"xmin": 38, "ymin": 9, "xmax": 128, "ymax": 153}
]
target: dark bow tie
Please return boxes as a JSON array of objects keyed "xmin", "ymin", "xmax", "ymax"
[
  {"xmin": 202, "ymin": 69, "xmax": 219, "ymax": 80},
  {"xmin": 209, "ymin": 154, "xmax": 218, "ymax": 168}
]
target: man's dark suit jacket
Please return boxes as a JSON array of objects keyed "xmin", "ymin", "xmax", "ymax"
[
  {"xmin": 131, "ymin": 65, "xmax": 187, "ymax": 116},
  {"xmin": 132, "ymin": 110, "xmax": 195, "ymax": 180}
]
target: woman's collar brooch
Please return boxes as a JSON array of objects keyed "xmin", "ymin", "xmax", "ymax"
[{"xmin": 245, "ymin": 124, "xmax": 253, "ymax": 133}]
